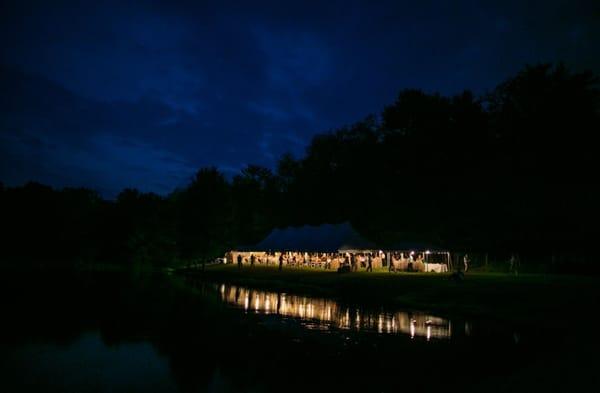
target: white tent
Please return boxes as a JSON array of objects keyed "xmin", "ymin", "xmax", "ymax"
[{"xmin": 240, "ymin": 222, "xmax": 375, "ymax": 253}]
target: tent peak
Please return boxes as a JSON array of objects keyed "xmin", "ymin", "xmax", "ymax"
[{"xmin": 242, "ymin": 222, "xmax": 374, "ymax": 253}]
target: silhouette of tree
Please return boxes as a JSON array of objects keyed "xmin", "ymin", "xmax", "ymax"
[
  {"xmin": 232, "ymin": 165, "xmax": 278, "ymax": 244},
  {"xmin": 177, "ymin": 167, "xmax": 233, "ymax": 261},
  {"xmin": 1, "ymin": 63, "xmax": 598, "ymax": 271}
]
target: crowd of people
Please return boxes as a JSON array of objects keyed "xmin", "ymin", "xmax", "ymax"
[
  {"xmin": 227, "ymin": 251, "xmax": 381, "ymax": 271},
  {"xmin": 225, "ymin": 251, "xmax": 448, "ymax": 273}
]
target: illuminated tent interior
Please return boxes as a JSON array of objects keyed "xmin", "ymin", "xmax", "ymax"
[{"xmin": 226, "ymin": 222, "xmax": 450, "ymax": 272}]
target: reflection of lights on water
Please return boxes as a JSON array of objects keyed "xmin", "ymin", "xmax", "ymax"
[
  {"xmin": 217, "ymin": 284, "xmax": 452, "ymax": 340},
  {"xmin": 340, "ymin": 309, "xmax": 350, "ymax": 329}
]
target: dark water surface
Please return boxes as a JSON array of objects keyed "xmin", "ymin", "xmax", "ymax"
[
  {"xmin": 214, "ymin": 282, "xmax": 472, "ymax": 340},
  {"xmin": 0, "ymin": 272, "xmax": 594, "ymax": 392}
]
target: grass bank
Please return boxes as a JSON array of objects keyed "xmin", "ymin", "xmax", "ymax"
[{"xmin": 185, "ymin": 264, "xmax": 600, "ymax": 326}]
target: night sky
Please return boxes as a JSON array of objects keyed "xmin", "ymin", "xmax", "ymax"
[{"xmin": 1, "ymin": 1, "xmax": 599, "ymax": 197}]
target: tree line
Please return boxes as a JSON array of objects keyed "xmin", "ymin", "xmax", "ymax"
[{"xmin": 1, "ymin": 64, "xmax": 598, "ymax": 272}]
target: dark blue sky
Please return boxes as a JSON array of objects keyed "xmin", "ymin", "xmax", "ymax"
[{"xmin": 1, "ymin": 0, "xmax": 599, "ymax": 197}]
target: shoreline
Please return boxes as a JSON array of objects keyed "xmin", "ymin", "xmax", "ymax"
[{"xmin": 182, "ymin": 264, "xmax": 600, "ymax": 328}]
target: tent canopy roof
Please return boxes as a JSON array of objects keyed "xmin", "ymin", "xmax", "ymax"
[
  {"xmin": 238, "ymin": 222, "xmax": 375, "ymax": 253},
  {"xmin": 234, "ymin": 223, "xmax": 449, "ymax": 253}
]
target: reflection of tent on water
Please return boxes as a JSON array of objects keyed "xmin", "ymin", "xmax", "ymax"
[{"xmin": 249, "ymin": 222, "xmax": 375, "ymax": 253}]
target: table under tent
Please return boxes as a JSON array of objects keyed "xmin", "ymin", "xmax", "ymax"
[
  {"xmin": 225, "ymin": 222, "xmax": 450, "ymax": 273},
  {"xmin": 385, "ymin": 247, "xmax": 450, "ymax": 273}
]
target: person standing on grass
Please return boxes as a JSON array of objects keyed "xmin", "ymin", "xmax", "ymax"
[
  {"xmin": 278, "ymin": 253, "xmax": 284, "ymax": 271},
  {"xmin": 237, "ymin": 254, "xmax": 242, "ymax": 269},
  {"xmin": 509, "ymin": 254, "xmax": 519, "ymax": 275},
  {"xmin": 250, "ymin": 254, "xmax": 255, "ymax": 267},
  {"xmin": 463, "ymin": 254, "xmax": 469, "ymax": 272},
  {"xmin": 366, "ymin": 254, "xmax": 373, "ymax": 272}
]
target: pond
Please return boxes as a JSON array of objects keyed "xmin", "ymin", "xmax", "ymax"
[
  {"xmin": 0, "ymin": 272, "xmax": 582, "ymax": 392},
  {"xmin": 213, "ymin": 283, "xmax": 471, "ymax": 340}
]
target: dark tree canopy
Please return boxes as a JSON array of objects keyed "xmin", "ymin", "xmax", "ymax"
[{"xmin": 1, "ymin": 64, "xmax": 598, "ymax": 272}]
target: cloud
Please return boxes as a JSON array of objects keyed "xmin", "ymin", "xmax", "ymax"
[
  {"xmin": 1, "ymin": 0, "xmax": 599, "ymax": 195},
  {"xmin": 0, "ymin": 67, "xmax": 197, "ymax": 196}
]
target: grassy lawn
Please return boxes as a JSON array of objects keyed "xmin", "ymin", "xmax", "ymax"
[{"xmin": 185, "ymin": 264, "xmax": 600, "ymax": 326}]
